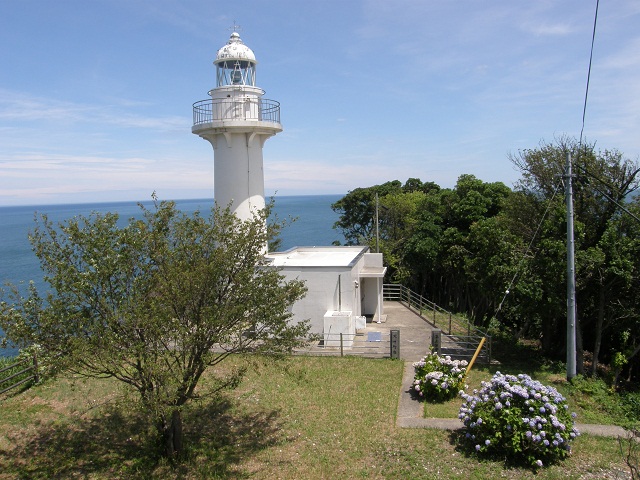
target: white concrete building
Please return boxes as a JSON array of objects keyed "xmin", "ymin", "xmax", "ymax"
[
  {"xmin": 266, "ymin": 247, "xmax": 386, "ymax": 336},
  {"xmin": 192, "ymin": 32, "xmax": 386, "ymax": 340}
]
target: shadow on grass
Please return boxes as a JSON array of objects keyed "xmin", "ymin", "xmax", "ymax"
[
  {"xmin": 489, "ymin": 335, "xmax": 565, "ymax": 377},
  {"xmin": 408, "ymin": 386, "xmax": 458, "ymax": 405},
  {"xmin": 447, "ymin": 429, "xmax": 530, "ymax": 471},
  {"xmin": 447, "ymin": 428, "xmax": 568, "ymax": 472},
  {"xmin": 0, "ymin": 395, "xmax": 283, "ymax": 479}
]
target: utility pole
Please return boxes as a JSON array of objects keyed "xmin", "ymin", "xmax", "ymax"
[
  {"xmin": 375, "ymin": 193, "xmax": 380, "ymax": 253},
  {"xmin": 565, "ymin": 151, "xmax": 577, "ymax": 381}
]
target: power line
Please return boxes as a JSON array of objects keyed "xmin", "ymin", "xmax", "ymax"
[
  {"xmin": 494, "ymin": 181, "xmax": 562, "ymax": 317},
  {"xmin": 579, "ymin": 0, "xmax": 600, "ymax": 147},
  {"xmin": 572, "ymin": 0, "xmax": 640, "ymax": 226},
  {"xmin": 573, "ymin": 162, "xmax": 640, "ymax": 224},
  {"xmin": 565, "ymin": 0, "xmax": 600, "ymax": 380},
  {"xmin": 496, "ymin": 0, "xmax": 603, "ymax": 320}
]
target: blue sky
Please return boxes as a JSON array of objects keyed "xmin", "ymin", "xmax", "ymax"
[{"xmin": 0, "ymin": 0, "xmax": 638, "ymax": 206}]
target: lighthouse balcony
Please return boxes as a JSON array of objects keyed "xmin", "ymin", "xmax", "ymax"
[{"xmin": 192, "ymin": 98, "xmax": 281, "ymax": 132}]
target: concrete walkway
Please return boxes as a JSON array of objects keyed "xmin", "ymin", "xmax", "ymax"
[
  {"xmin": 363, "ymin": 301, "xmax": 437, "ymax": 362},
  {"xmin": 384, "ymin": 301, "xmax": 630, "ymax": 438}
]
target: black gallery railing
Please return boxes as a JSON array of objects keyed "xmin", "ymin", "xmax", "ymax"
[{"xmin": 193, "ymin": 98, "xmax": 281, "ymax": 126}]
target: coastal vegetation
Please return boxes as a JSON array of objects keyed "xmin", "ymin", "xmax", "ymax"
[
  {"xmin": 0, "ymin": 197, "xmax": 309, "ymax": 457},
  {"xmin": 332, "ymin": 137, "xmax": 640, "ymax": 388},
  {"xmin": 1, "ymin": 137, "xmax": 639, "ymax": 476}
]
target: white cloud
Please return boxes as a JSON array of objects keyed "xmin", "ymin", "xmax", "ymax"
[
  {"xmin": 521, "ymin": 22, "xmax": 575, "ymax": 37},
  {"xmin": 601, "ymin": 37, "xmax": 640, "ymax": 70},
  {"xmin": 0, "ymin": 89, "xmax": 92, "ymax": 122},
  {"xmin": 0, "ymin": 152, "xmax": 213, "ymax": 205},
  {"xmin": 0, "ymin": 89, "xmax": 188, "ymax": 132}
]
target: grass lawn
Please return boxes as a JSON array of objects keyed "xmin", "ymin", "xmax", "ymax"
[{"xmin": 0, "ymin": 355, "xmax": 635, "ymax": 479}]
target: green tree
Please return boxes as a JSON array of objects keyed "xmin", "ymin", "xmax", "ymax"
[
  {"xmin": 508, "ymin": 137, "xmax": 640, "ymax": 372},
  {"xmin": 586, "ymin": 197, "xmax": 640, "ymax": 382},
  {"xmin": 402, "ymin": 175, "xmax": 511, "ymax": 313},
  {"xmin": 464, "ymin": 215, "xmax": 522, "ymax": 326},
  {"xmin": 0, "ymin": 198, "xmax": 309, "ymax": 457},
  {"xmin": 376, "ymin": 190, "xmax": 426, "ymax": 284},
  {"xmin": 332, "ymin": 175, "xmax": 511, "ymax": 313},
  {"xmin": 331, "ymin": 180, "xmax": 402, "ymax": 246}
]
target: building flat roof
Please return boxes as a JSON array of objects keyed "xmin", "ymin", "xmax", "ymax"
[
  {"xmin": 266, "ymin": 246, "xmax": 368, "ymax": 268},
  {"xmin": 359, "ymin": 266, "xmax": 387, "ymax": 278}
]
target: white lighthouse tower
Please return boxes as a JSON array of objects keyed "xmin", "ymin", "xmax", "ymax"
[
  {"xmin": 191, "ymin": 30, "xmax": 387, "ymax": 334},
  {"xmin": 192, "ymin": 31, "xmax": 282, "ymax": 222}
]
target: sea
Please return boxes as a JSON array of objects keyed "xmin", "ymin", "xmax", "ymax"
[{"xmin": 0, "ymin": 194, "xmax": 345, "ymax": 357}]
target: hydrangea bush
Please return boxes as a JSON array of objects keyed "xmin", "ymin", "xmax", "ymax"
[
  {"xmin": 412, "ymin": 350, "xmax": 468, "ymax": 402},
  {"xmin": 459, "ymin": 371, "xmax": 579, "ymax": 468}
]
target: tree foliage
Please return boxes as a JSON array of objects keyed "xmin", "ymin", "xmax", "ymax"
[
  {"xmin": 0, "ymin": 198, "xmax": 309, "ymax": 457},
  {"xmin": 509, "ymin": 137, "xmax": 640, "ymax": 375},
  {"xmin": 331, "ymin": 137, "xmax": 640, "ymax": 385}
]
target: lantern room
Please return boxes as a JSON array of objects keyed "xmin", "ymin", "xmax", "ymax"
[{"xmin": 213, "ymin": 32, "xmax": 257, "ymax": 87}]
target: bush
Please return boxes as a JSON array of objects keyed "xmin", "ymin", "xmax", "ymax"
[
  {"xmin": 621, "ymin": 391, "xmax": 640, "ymax": 426},
  {"xmin": 459, "ymin": 371, "xmax": 579, "ymax": 468},
  {"xmin": 567, "ymin": 374, "xmax": 638, "ymax": 427},
  {"xmin": 412, "ymin": 349, "xmax": 468, "ymax": 402}
]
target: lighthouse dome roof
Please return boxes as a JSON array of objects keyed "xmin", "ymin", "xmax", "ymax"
[{"xmin": 215, "ymin": 32, "xmax": 256, "ymax": 64}]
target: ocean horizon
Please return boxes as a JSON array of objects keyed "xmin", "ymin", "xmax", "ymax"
[{"xmin": 0, "ymin": 194, "xmax": 346, "ymax": 357}]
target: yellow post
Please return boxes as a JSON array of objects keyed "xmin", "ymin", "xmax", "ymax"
[{"xmin": 465, "ymin": 337, "xmax": 486, "ymax": 378}]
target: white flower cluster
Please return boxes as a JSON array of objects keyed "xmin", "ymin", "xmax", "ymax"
[{"xmin": 412, "ymin": 351, "xmax": 468, "ymax": 400}]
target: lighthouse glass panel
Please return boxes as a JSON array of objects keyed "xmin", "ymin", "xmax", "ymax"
[{"xmin": 216, "ymin": 60, "xmax": 256, "ymax": 87}]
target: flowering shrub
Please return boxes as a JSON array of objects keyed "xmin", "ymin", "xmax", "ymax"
[
  {"xmin": 412, "ymin": 350, "xmax": 468, "ymax": 402},
  {"xmin": 459, "ymin": 371, "xmax": 579, "ymax": 468}
]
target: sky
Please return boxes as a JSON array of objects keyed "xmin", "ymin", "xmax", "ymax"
[{"xmin": 0, "ymin": 0, "xmax": 638, "ymax": 207}]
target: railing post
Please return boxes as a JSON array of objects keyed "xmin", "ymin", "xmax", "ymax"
[
  {"xmin": 340, "ymin": 333, "xmax": 344, "ymax": 357},
  {"xmin": 431, "ymin": 329, "xmax": 442, "ymax": 355},
  {"xmin": 390, "ymin": 330, "xmax": 400, "ymax": 359},
  {"xmin": 33, "ymin": 353, "xmax": 40, "ymax": 384},
  {"xmin": 488, "ymin": 336, "xmax": 492, "ymax": 365},
  {"xmin": 448, "ymin": 313, "xmax": 452, "ymax": 335}
]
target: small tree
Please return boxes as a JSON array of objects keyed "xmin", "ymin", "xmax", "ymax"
[{"xmin": 0, "ymin": 197, "xmax": 309, "ymax": 457}]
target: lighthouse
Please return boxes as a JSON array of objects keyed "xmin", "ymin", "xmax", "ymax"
[
  {"xmin": 192, "ymin": 30, "xmax": 387, "ymax": 333},
  {"xmin": 192, "ymin": 31, "xmax": 282, "ymax": 223}
]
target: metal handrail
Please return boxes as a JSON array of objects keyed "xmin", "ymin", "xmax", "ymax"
[
  {"xmin": 383, "ymin": 283, "xmax": 488, "ymax": 337},
  {"xmin": 192, "ymin": 98, "xmax": 281, "ymax": 126},
  {"xmin": 385, "ymin": 283, "xmax": 491, "ymax": 363},
  {"xmin": 0, "ymin": 354, "xmax": 39, "ymax": 395},
  {"xmin": 295, "ymin": 330, "xmax": 399, "ymax": 359}
]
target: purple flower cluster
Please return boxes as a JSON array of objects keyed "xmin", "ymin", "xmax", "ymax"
[{"xmin": 459, "ymin": 371, "xmax": 579, "ymax": 468}]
